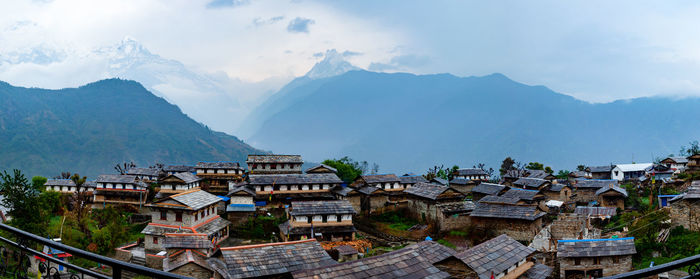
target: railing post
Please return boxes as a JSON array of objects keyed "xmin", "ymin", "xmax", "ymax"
[{"xmin": 113, "ymin": 267, "xmax": 121, "ymax": 279}]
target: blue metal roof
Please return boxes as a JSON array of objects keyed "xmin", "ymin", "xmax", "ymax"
[
  {"xmin": 217, "ymin": 195, "xmax": 230, "ymax": 202},
  {"xmin": 558, "ymin": 237, "xmax": 634, "ymax": 243}
]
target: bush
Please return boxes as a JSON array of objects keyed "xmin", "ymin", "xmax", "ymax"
[{"xmin": 437, "ymin": 239, "xmax": 456, "ymax": 249}]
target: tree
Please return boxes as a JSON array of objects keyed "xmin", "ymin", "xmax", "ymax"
[
  {"xmin": 114, "ymin": 162, "xmax": 136, "ymax": 175},
  {"xmin": 322, "ymin": 157, "xmax": 365, "ymax": 183},
  {"xmin": 544, "ymin": 166, "xmax": 553, "ymax": 174},
  {"xmin": 32, "ymin": 176, "xmax": 47, "ymax": 192},
  {"xmin": 67, "ymin": 173, "xmax": 91, "ymax": 235},
  {"xmin": 473, "ymin": 163, "xmax": 495, "ymax": 179},
  {"xmin": 371, "ymin": 163, "xmax": 380, "ymax": 175},
  {"xmin": 556, "ymin": 170, "xmax": 570, "ymax": 180},
  {"xmin": 526, "ymin": 162, "xmax": 544, "ymax": 170},
  {"xmin": 424, "ymin": 165, "xmax": 459, "ymax": 181},
  {"xmin": 0, "ymin": 170, "xmax": 48, "ymax": 234},
  {"xmin": 680, "ymin": 140, "xmax": 700, "ymax": 156},
  {"xmin": 499, "ymin": 157, "xmax": 516, "ymax": 176},
  {"xmin": 576, "ymin": 165, "xmax": 586, "ymax": 171}
]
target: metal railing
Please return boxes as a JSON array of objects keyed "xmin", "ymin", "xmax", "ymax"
[
  {"xmin": 0, "ymin": 223, "xmax": 191, "ymax": 279},
  {"xmin": 601, "ymin": 254, "xmax": 700, "ymax": 279}
]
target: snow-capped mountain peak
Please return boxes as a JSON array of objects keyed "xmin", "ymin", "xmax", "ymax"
[{"xmin": 304, "ymin": 49, "xmax": 359, "ymax": 79}]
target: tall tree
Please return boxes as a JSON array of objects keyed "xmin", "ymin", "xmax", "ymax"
[
  {"xmin": 576, "ymin": 165, "xmax": 586, "ymax": 171},
  {"xmin": 526, "ymin": 162, "xmax": 544, "ymax": 170},
  {"xmin": 322, "ymin": 157, "xmax": 365, "ymax": 183},
  {"xmin": 0, "ymin": 170, "xmax": 47, "ymax": 234},
  {"xmin": 680, "ymin": 140, "xmax": 700, "ymax": 156},
  {"xmin": 114, "ymin": 162, "xmax": 136, "ymax": 175},
  {"xmin": 499, "ymin": 157, "xmax": 515, "ymax": 176},
  {"xmin": 31, "ymin": 176, "xmax": 47, "ymax": 192}
]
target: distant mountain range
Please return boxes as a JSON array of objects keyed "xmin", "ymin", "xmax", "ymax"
[
  {"xmin": 0, "ymin": 79, "xmax": 261, "ymax": 177},
  {"xmin": 243, "ymin": 70, "xmax": 700, "ymax": 174}
]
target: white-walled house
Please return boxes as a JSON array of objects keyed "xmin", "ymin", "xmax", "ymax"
[{"xmin": 611, "ymin": 163, "xmax": 653, "ymax": 181}]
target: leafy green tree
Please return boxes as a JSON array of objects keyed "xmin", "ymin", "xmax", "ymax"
[
  {"xmin": 322, "ymin": 157, "xmax": 367, "ymax": 183},
  {"xmin": 32, "ymin": 176, "xmax": 47, "ymax": 192},
  {"xmin": 680, "ymin": 140, "xmax": 700, "ymax": 156},
  {"xmin": 526, "ymin": 162, "xmax": 544, "ymax": 170},
  {"xmin": 544, "ymin": 166, "xmax": 553, "ymax": 174},
  {"xmin": 499, "ymin": 157, "xmax": 515, "ymax": 176},
  {"xmin": 555, "ymin": 170, "xmax": 570, "ymax": 179},
  {"xmin": 576, "ymin": 165, "xmax": 586, "ymax": 171},
  {"xmin": 0, "ymin": 170, "xmax": 48, "ymax": 234},
  {"xmin": 39, "ymin": 191, "xmax": 63, "ymax": 216}
]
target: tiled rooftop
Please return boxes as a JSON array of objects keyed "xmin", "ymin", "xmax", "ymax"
[
  {"xmin": 455, "ymin": 168, "xmax": 488, "ymax": 176},
  {"xmin": 126, "ymin": 167, "xmax": 162, "ymax": 177},
  {"xmin": 247, "ymin": 173, "xmax": 343, "ymax": 185},
  {"xmin": 574, "ymin": 179, "xmax": 618, "ymax": 189},
  {"xmin": 163, "ymin": 234, "xmax": 214, "ymax": 250},
  {"xmin": 513, "ymin": 177, "xmax": 549, "ymax": 188},
  {"xmin": 247, "ymin": 154, "xmax": 303, "ymax": 164},
  {"xmin": 456, "ymin": 234, "xmax": 534, "ymax": 279},
  {"xmin": 290, "ymin": 200, "xmax": 356, "ymax": 216},
  {"xmin": 470, "ymin": 202, "xmax": 544, "ymax": 221},
  {"xmin": 165, "ymin": 189, "xmax": 222, "ymax": 210},
  {"xmin": 471, "ymin": 183, "xmax": 507, "ymax": 195},
  {"xmin": 404, "ymin": 182, "xmax": 463, "ymax": 200},
  {"xmin": 574, "ymin": 206, "xmax": 617, "ymax": 217},
  {"xmin": 196, "ymin": 162, "xmax": 242, "ymax": 169},
  {"xmin": 557, "ymin": 237, "xmax": 636, "ymax": 258},
  {"xmin": 361, "ymin": 174, "xmax": 400, "ymax": 184},
  {"xmin": 398, "ymin": 175, "xmax": 428, "ymax": 184},
  {"xmin": 501, "ymin": 188, "xmax": 541, "ymax": 202},
  {"xmin": 172, "ymin": 172, "xmax": 201, "ymax": 184}
]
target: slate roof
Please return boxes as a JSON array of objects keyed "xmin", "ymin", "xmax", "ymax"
[
  {"xmin": 195, "ymin": 217, "xmax": 232, "ymax": 236},
  {"xmin": 470, "ymin": 202, "xmax": 544, "ymax": 220},
  {"xmin": 218, "ymin": 239, "xmax": 335, "ymax": 278},
  {"xmin": 557, "ymin": 237, "xmax": 637, "ymax": 258},
  {"xmin": 472, "ymin": 183, "xmax": 507, "ymax": 195},
  {"xmin": 163, "ymin": 249, "xmax": 212, "ymax": 272},
  {"xmin": 456, "ymin": 234, "xmax": 535, "ymax": 279},
  {"xmin": 305, "ymin": 164, "xmax": 337, "ymax": 174},
  {"xmin": 595, "ymin": 185, "xmax": 628, "ymax": 197},
  {"xmin": 163, "ymin": 234, "xmax": 214, "ymax": 250},
  {"xmin": 548, "ymin": 184, "xmax": 567, "ymax": 192},
  {"xmin": 44, "ymin": 179, "xmax": 75, "ymax": 187},
  {"xmin": 589, "ymin": 165, "xmax": 614, "ymax": 173},
  {"xmin": 173, "ymin": 172, "xmax": 202, "ymax": 184},
  {"xmin": 290, "ymin": 200, "xmax": 356, "ymax": 216},
  {"xmin": 279, "ymin": 222, "xmax": 356, "ymax": 235},
  {"xmin": 478, "ymin": 195, "xmax": 520, "ymax": 205},
  {"xmin": 196, "ymin": 162, "xmax": 242, "ymax": 170},
  {"xmin": 437, "ymin": 201, "xmax": 476, "ymax": 214},
  {"xmin": 663, "ymin": 157, "xmax": 689, "ymax": 164},
  {"xmin": 526, "ymin": 170, "xmax": 552, "ymax": 179},
  {"xmin": 334, "ymin": 245, "xmax": 357, "ymax": 256},
  {"xmin": 246, "ymin": 154, "xmax": 303, "ymax": 164},
  {"xmin": 574, "ymin": 206, "xmax": 617, "ymax": 217},
  {"xmin": 141, "ymin": 224, "xmax": 193, "ymax": 235},
  {"xmin": 160, "ymin": 190, "xmax": 222, "ymax": 211},
  {"xmin": 292, "ymin": 241, "xmax": 452, "ymax": 279},
  {"xmin": 227, "ymin": 185, "xmax": 256, "ymax": 196},
  {"xmin": 404, "ymin": 183, "xmax": 462, "ymax": 200},
  {"xmin": 455, "ymin": 168, "xmax": 487, "ymax": 176},
  {"xmin": 574, "ymin": 179, "xmax": 618, "ymax": 189},
  {"xmin": 501, "ymin": 188, "xmax": 541, "ymax": 202},
  {"xmin": 247, "ymin": 173, "xmax": 343, "ymax": 185},
  {"xmin": 513, "ymin": 177, "xmax": 549, "ymax": 188},
  {"xmin": 163, "ymin": 165, "xmax": 195, "ymax": 173},
  {"xmin": 519, "ymin": 263, "xmax": 553, "ymax": 279},
  {"xmin": 331, "ymin": 186, "xmax": 356, "ymax": 197},
  {"xmin": 96, "ymin": 174, "xmax": 139, "ymax": 184},
  {"xmin": 398, "ymin": 175, "xmax": 428, "ymax": 184},
  {"xmin": 431, "ymin": 177, "xmax": 448, "ymax": 185},
  {"xmin": 670, "ymin": 185, "xmax": 700, "ymax": 201},
  {"xmin": 127, "ymin": 167, "xmax": 162, "ymax": 177},
  {"xmin": 448, "ymin": 178, "xmax": 473, "ymax": 185},
  {"xmin": 356, "ymin": 186, "xmax": 383, "ymax": 195},
  {"xmin": 361, "ymin": 174, "xmax": 400, "ymax": 184}
]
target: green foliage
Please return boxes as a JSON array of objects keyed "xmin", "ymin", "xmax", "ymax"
[
  {"xmin": 424, "ymin": 165, "xmax": 460, "ymax": 181},
  {"xmin": 39, "ymin": 191, "xmax": 63, "ymax": 216},
  {"xmin": 234, "ymin": 214, "xmax": 287, "ymax": 240},
  {"xmin": 499, "ymin": 157, "xmax": 515, "ymax": 176},
  {"xmin": 0, "ymin": 170, "xmax": 48, "ymax": 234},
  {"xmin": 555, "ymin": 170, "xmax": 570, "ymax": 179},
  {"xmin": 437, "ymin": 239, "xmax": 456, "ymax": 249},
  {"xmin": 526, "ymin": 162, "xmax": 544, "ymax": 170},
  {"xmin": 577, "ymin": 165, "xmax": 586, "ymax": 171},
  {"xmin": 544, "ymin": 166, "xmax": 553, "ymax": 174},
  {"xmin": 448, "ymin": 230, "xmax": 467, "ymax": 237},
  {"xmin": 371, "ymin": 210, "xmax": 419, "ymax": 231},
  {"xmin": 635, "ymin": 226, "xmax": 700, "ymax": 269},
  {"xmin": 679, "ymin": 140, "xmax": 700, "ymax": 156},
  {"xmin": 322, "ymin": 157, "xmax": 368, "ymax": 183},
  {"xmin": 31, "ymin": 176, "xmax": 47, "ymax": 192}
]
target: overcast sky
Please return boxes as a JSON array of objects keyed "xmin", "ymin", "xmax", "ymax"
[{"xmin": 2, "ymin": 0, "xmax": 700, "ymax": 102}]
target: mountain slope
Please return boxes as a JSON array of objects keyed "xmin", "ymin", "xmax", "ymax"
[
  {"xmin": 246, "ymin": 70, "xmax": 700, "ymax": 173},
  {"xmin": 0, "ymin": 79, "xmax": 262, "ymax": 177}
]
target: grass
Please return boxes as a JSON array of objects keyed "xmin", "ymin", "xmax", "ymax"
[
  {"xmin": 371, "ymin": 210, "xmax": 419, "ymax": 231},
  {"xmin": 437, "ymin": 239, "xmax": 456, "ymax": 249}
]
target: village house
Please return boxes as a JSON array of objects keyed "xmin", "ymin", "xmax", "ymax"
[
  {"xmin": 403, "ymin": 182, "xmax": 468, "ymax": 232},
  {"xmin": 350, "ymin": 174, "xmax": 404, "ymax": 207},
  {"xmin": 304, "ymin": 164, "xmax": 338, "ymax": 174},
  {"xmin": 141, "ymin": 189, "xmax": 231, "ymax": 252},
  {"xmin": 526, "ymin": 169, "xmax": 556, "ymax": 180},
  {"xmin": 456, "ymin": 234, "xmax": 552, "ymax": 279},
  {"xmin": 293, "ymin": 241, "xmax": 467, "ymax": 279},
  {"xmin": 571, "ymin": 179, "xmax": 619, "ymax": 205},
  {"xmin": 660, "ymin": 157, "xmax": 688, "ymax": 173},
  {"xmin": 127, "ymin": 167, "xmax": 163, "ymax": 183},
  {"xmin": 595, "ymin": 185, "xmax": 628, "ymax": 210},
  {"xmin": 530, "ymin": 214, "xmax": 602, "ymax": 253},
  {"xmin": 669, "ymin": 182, "xmax": 700, "ymax": 231},
  {"xmin": 93, "ymin": 174, "xmax": 148, "ymax": 208},
  {"xmin": 247, "ymin": 154, "xmax": 304, "ymax": 175},
  {"xmin": 242, "ymin": 173, "xmax": 343, "ymax": 206},
  {"xmin": 398, "ymin": 174, "xmax": 428, "ymax": 189},
  {"xmin": 343, "ymin": 185, "xmax": 388, "ymax": 216},
  {"xmin": 157, "ymin": 172, "xmax": 202, "ymax": 198},
  {"xmin": 161, "ymin": 234, "xmax": 217, "ymax": 278},
  {"xmin": 448, "ymin": 178, "xmax": 479, "ymax": 194},
  {"xmin": 588, "ymin": 165, "xmax": 614, "ymax": 180},
  {"xmin": 500, "ymin": 188, "xmax": 546, "ymax": 209},
  {"xmin": 469, "ymin": 199, "xmax": 546, "ymax": 241},
  {"xmin": 557, "ymin": 237, "xmax": 636, "ymax": 279},
  {"xmin": 511, "ymin": 177, "xmax": 551, "ymax": 190},
  {"xmin": 44, "ymin": 178, "xmax": 96, "ymax": 193},
  {"xmin": 279, "ymin": 200, "xmax": 356, "ymax": 241},
  {"xmin": 543, "ymin": 183, "xmax": 572, "ymax": 202},
  {"xmin": 195, "ymin": 162, "xmax": 245, "ymax": 195},
  {"xmin": 331, "ymin": 186, "xmax": 363, "ymax": 213},
  {"xmin": 225, "ymin": 185, "xmax": 256, "ymax": 226},
  {"xmin": 611, "ymin": 163, "xmax": 653, "ymax": 181},
  {"xmin": 162, "ymin": 165, "xmax": 195, "ymax": 175},
  {"xmin": 454, "ymin": 168, "xmax": 490, "ymax": 181},
  {"xmin": 470, "ymin": 183, "xmax": 508, "ymax": 201},
  {"xmin": 569, "ymin": 170, "xmax": 592, "ymax": 179},
  {"xmin": 688, "ymin": 154, "xmax": 700, "ymax": 172},
  {"xmin": 214, "ymin": 239, "xmax": 336, "ymax": 279}
]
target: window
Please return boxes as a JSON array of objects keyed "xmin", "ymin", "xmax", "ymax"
[
  {"xmin": 574, "ymin": 258, "xmax": 581, "ymax": 265},
  {"xmin": 175, "ymin": 212, "xmax": 182, "ymax": 222},
  {"xmin": 271, "ymin": 164, "xmax": 277, "ymax": 170},
  {"xmin": 160, "ymin": 211, "xmax": 167, "ymax": 220},
  {"xmin": 195, "ymin": 213, "xmax": 199, "ymax": 221},
  {"xmin": 307, "ymin": 216, "xmax": 312, "ymax": 223},
  {"xmin": 153, "ymin": 237, "xmax": 158, "ymax": 244},
  {"xmin": 201, "ymin": 211, "xmax": 205, "ymax": 219},
  {"xmin": 337, "ymin": 215, "xmax": 342, "ymax": 222},
  {"xmin": 593, "ymin": 257, "xmax": 600, "ymax": 264}
]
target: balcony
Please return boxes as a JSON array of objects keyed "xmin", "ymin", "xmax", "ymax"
[{"xmin": 0, "ymin": 223, "xmax": 189, "ymax": 279}]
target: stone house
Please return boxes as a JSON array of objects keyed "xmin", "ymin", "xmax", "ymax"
[
  {"xmin": 243, "ymin": 173, "xmax": 343, "ymax": 206},
  {"xmin": 141, "ymin": 189, "xmax": 231, "ymax": 252},
  {"xmin": 162, "ymin": 165, "xmax": 195, "ymax": 176},
  {"xmin": 511, "ymin": 177, "xmax": 551, "ymax": 190},
  {"xmin": 247, "ymin": 154, "xmax": 304, "ymax": 175},
  {"xmin": 93, "ymin": 174, "xmax": 148, "ymax": 209},
  {"xmin": 470, "ymin": 183, "xmax": 508, "ymax": 201},
  {"xmin": 456, "ymin": 234, "xmax": 552, "ymax": 279},
  {"xmin": 448, "ymin": 178, "xmax": 479, "ymax": 194},
  {"xmin": 398, "ymin": 174, "xmax": 428, "ymax": 189},
  {"xmin": 126, "ymin": 167, "xmax": 163, "ymax": 183},
  {"xmin": 571, "ymin": 179, "xmax": 618, "ymax": 205},
  {"xmin": 332, "ymin": 245, "xmax": 358, "ymax": 262},
  {"xmin": 543, "ymin": 183, "xmax": 572, "ymax": 202},
  {"xmin": 557, "ymin": 237, "xmax": 636, "ymax": 279},
  {"xmin": 588, "ymin": 165, "xmax": 614, "ymax": 180},
  {"xmin": 403, "ymin": 182, "xmax": 467, "ymax": 232},
  {"xmin": 526, "ymin": 169, "xmax": 556, "ymax": 180},
  {"xmin": 595, "ymin": 185, "xmax": 628, "ymax": 210},
  {"xmin": 45, "ymin": 179, "xmax": 95, "ymax": 193},
  {"xmin": 162, "ymin": 234, "xmax": 217, "ymax": 278},
  {"xmin": 157, "ymin": 172, "xmax": 202, "ymax": 198},
  {"xmin": 214, "ymin": 239, "xmax": 336, "ymax": 279},
  {"xmin": 279, "ymin": 200, "xmax": 356, "ymax": 241},
  {"xmin": 669, "ymin": 183, "xmax": 700, "ymax": 231},
  {"xmin": 686, "ymin": 154, "xmax": 700, "ymax": 172},
  {"xmin": 500, "ymin": 188, "xmax": 546, "ymax": 208},
  {"xmin": 304, "ymin": 164, "xmax": 338, "ymax": 174},
  {"xmin": 225, "ymin": 185, "xmax": 256, "ymax": 226},
  {"xmin": 195, "ymin": 162, "xmax": 245, "ymax": 195},
  {"xmin": 350, "ymin": 174, "xmax": 401, "ymax": 191},
  {"xmin": 469, "ymin": 199, "xmax": 546, "ymax": 241},
  {"xmin": 454, "ymin": 168, "xmax": 490, "ymax": 181}
]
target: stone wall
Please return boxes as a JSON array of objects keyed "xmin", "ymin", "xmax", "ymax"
[
  {"xmin": 347, "ymin": 195, "xmax": 362, "ymax": 214},
  {"xmin": 145, "ymin": 254, "xmax": 164, "ymax": 270},
  {"xmin": 670, "ymin": 200, "xmax": 700, "ymax": 231},
  {"xmin": 559, "ymin": 255, "xmax": 632, "ymax": 279},
  {"xmin": 470, "ymin": 217, "xmax": 543, "ymax": 242},
  {"xmin": 172, "ymin": 263, "xmax": 213, "ymax": 278},
  {"xmin": 572, "ymin": 189, "xmax": 597, "ymax": 204}
]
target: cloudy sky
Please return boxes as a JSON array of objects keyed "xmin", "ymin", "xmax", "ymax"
[{"xmin": 2, "ymin": 0, "xmax": 700, "ymax": 104}]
